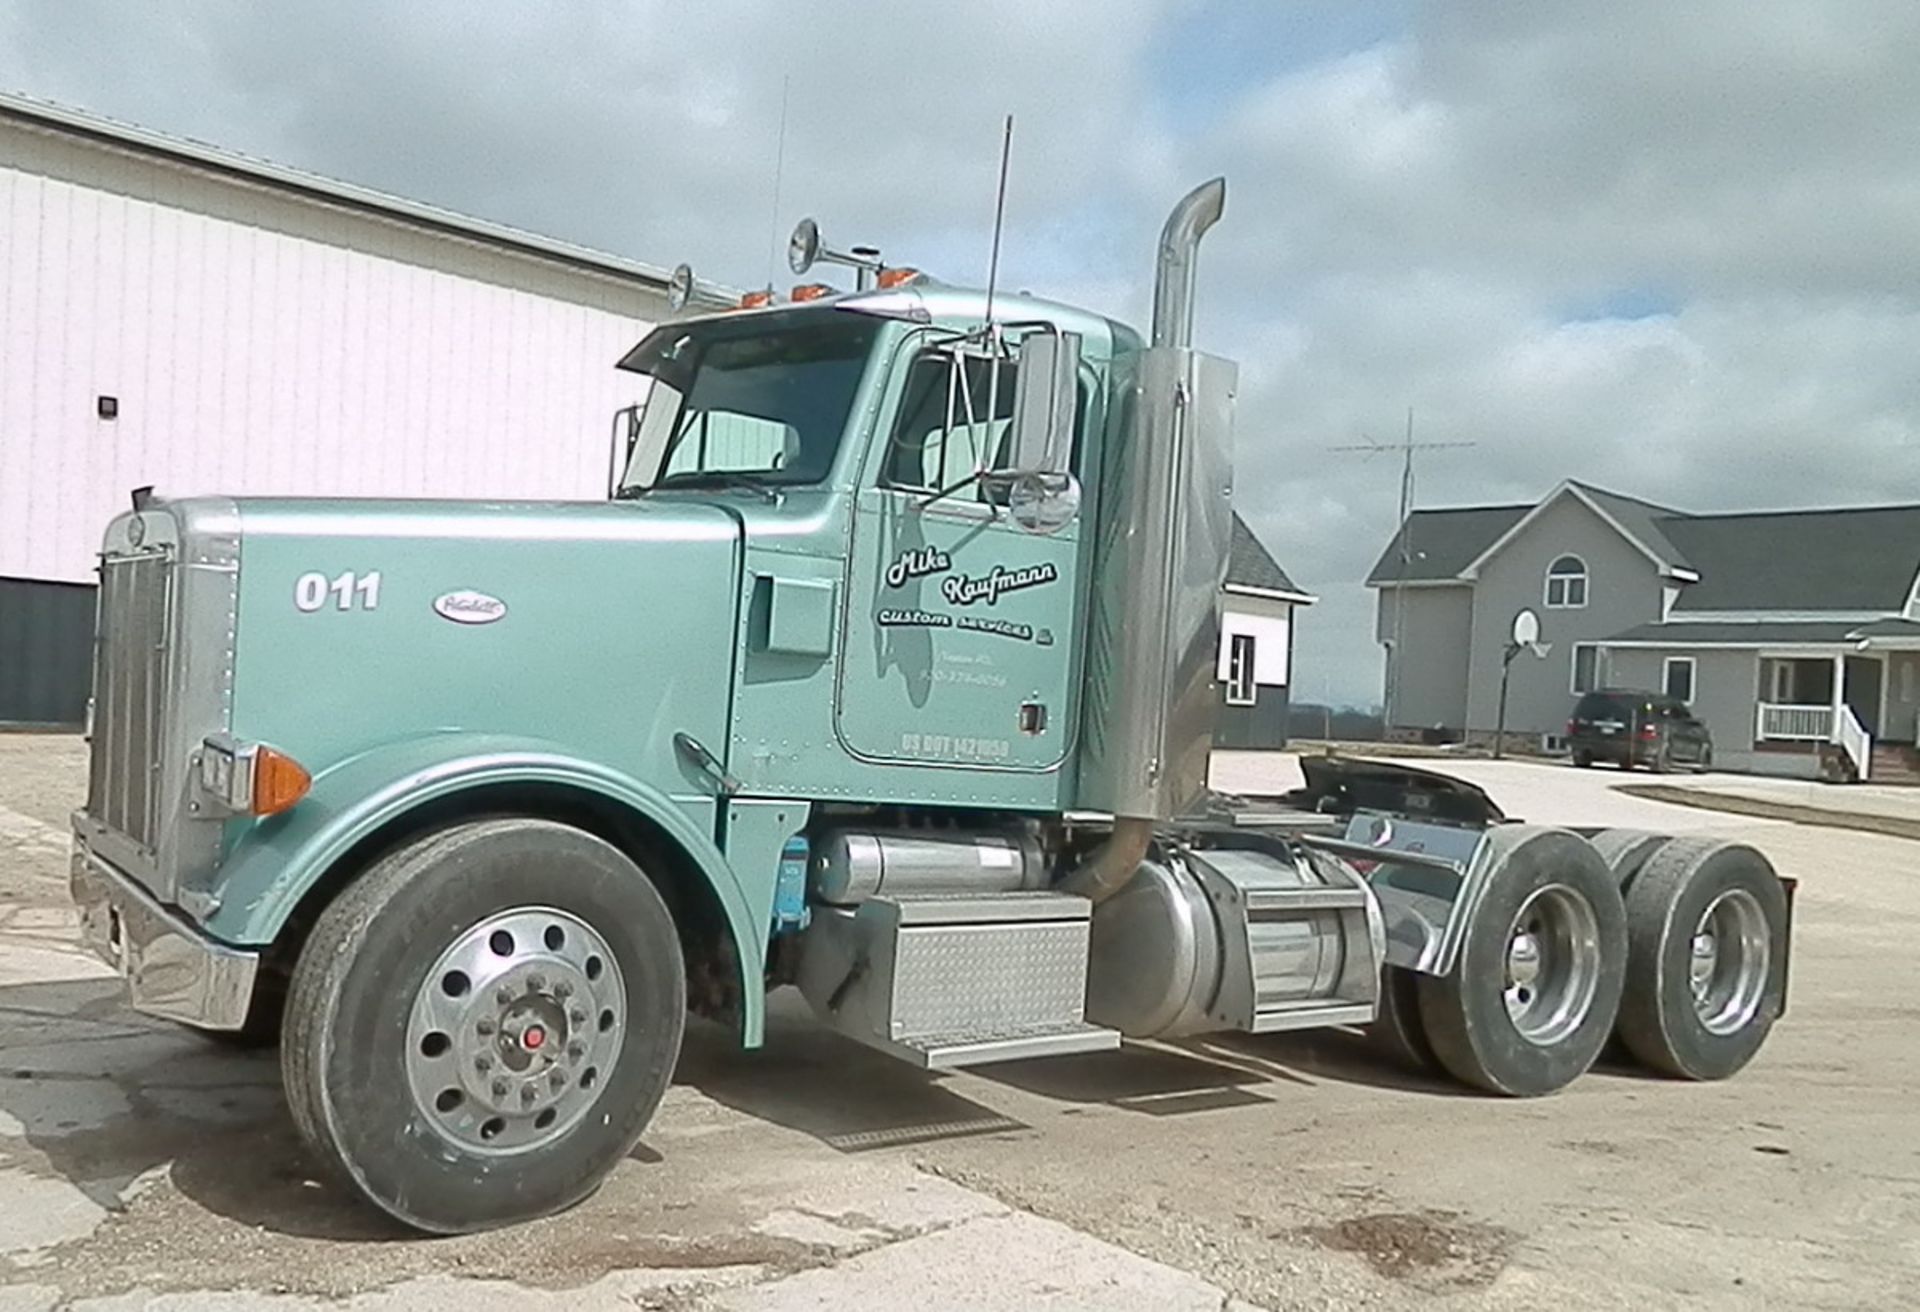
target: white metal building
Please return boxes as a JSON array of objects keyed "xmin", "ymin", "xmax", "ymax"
[{"xmin": 0, "ymin": 93, "xmax": 675, "ymax": 724}]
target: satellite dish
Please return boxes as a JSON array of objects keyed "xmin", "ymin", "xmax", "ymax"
[
  {"xmin": 788, "ymin": 218, "xmax": 821, "ymax": 276},
  {"xmin": 1510, "ymin": 609, "xmax": 1540, "ymax": 647}
]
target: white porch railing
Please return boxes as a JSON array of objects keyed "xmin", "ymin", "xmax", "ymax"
[
  {"xmin": 1756, "ymin": 703, "xmax": 1833, "ymax": 741},
  {"xmin": 1837, "ymin": 705, "xmax": 1872, "ymax": 782}
]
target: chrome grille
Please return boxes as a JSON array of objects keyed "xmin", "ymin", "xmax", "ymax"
[{"xmin": 86, "ymin": 552, "xmax": 173, "ymax": 850}]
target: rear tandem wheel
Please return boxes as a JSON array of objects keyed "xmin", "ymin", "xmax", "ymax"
[
  {"xmin": 1614, "ymin": 837, "xmax": 1789, "ymax": 1080},
  {"xmin": 1415, "ymin": 827, "xmax": 1628, "ymax": 1097}
]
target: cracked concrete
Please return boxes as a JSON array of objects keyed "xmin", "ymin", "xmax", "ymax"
[{"xmin": 2, "ymin": 736, "xmax": 1918, "ymax": 1308}]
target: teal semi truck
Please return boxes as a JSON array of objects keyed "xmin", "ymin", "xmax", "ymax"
[{"xmin": 70, "ymin": 180, "xmax": 1792, "ymax": 1233}]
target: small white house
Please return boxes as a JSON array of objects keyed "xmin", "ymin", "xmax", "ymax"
[{"xmin": 1216, "ymin": 515, "xmax": 1315, "ymax": 750}]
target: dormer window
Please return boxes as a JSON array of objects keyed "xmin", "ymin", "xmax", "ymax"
[{"xmin": 1545, "ymin": 555, "xmax": 1588, "ymax": 608}]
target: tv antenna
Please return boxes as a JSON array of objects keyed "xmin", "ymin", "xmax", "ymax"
[{"xmin": 1329, "ymin": 408, "xmax": 1475, "ymax": 729}]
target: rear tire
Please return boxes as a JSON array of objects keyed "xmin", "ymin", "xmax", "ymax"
[
  {"xmin": 1572, "ymin": 750, "xmax": 1594, "ymax": 769},
  {"xmin": 283, "ymin": 819, "xmax": 686, "ymax": 1233},
  {"xmin": 1585, "ymin": 828, "xmax": 1670, "ymax": 890},
  {"xmin": 1615, "ymin": 837, "xmax": 1788, "ymax": 1080},
  {"xmin": 1367, "ymin": 964, "xmax": 1438, "ymax": 1075},
  {"xmin": 1417, "ymin": 828, "xmax": 1627, "ymax": 1097}
]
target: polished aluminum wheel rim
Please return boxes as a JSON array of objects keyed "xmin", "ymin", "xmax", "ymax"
[
  {"xmin": 405, "ymin": 906, "xmax": 625, "ymax": 1155},
  {"xmin": 1690, "ymin": 889, "xmax": 1769, "ymax": 1036},
  {"xmin": 1503, "ymin": 884, "xmax": 1602, "ymax": 1046}
]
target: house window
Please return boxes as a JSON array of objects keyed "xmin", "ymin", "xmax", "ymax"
[
  {"xmin": 1571, "ymin": 643, "xmax": 1607, "ymax": 694},
  {"xmin": 1226, "ymin": 633, "xmax": 1257, "ymax": 706},
  {"xmin": 1545, "ymin": 555, "xmax": 1588, "ymax": 608},
  {"xmin": 1663, "ymin": 656, "xmax": 1695, "ymax": 702}
]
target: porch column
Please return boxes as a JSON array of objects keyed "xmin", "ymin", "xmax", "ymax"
[{"xmin": 1831, "ymin": 653, "xmax": 1845, "ymax": 738}]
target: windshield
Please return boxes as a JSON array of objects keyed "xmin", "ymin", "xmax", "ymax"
[{"xmin": 616, "ymin": 312, "xmax": 884, "ymax": 494}]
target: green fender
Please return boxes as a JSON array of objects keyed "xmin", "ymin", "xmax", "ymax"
[{"xmin": 203, "ymin": 732, "xmax": 766, "ymax": 1045}]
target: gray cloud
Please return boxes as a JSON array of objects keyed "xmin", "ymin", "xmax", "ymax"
[{"xmin": 5, "ymin": 0, "xmax": 1916, "ymax": 705}]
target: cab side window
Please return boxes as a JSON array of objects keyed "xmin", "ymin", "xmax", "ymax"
[{"xmin": 882, "ymin": 346, "xmax": 1087, "ymax": 499}]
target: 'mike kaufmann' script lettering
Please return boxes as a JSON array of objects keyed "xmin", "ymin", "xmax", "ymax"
[
  {"xmin": 885, "ymin": 546, "xmax": 952, "ymax": 589},
  {"xmin": 940, "ymin": 562, "xmax": 1058, "ymax": 607}
]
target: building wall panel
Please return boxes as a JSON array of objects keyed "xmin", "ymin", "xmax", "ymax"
[{"xmin": 0, "ymin": 154, "xmax": 661, "ymax": 586}]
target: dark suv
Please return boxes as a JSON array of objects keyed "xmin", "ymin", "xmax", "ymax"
[{"xmin": 1567, "ymin": 689, "xmax": 1713, "ymax": 772}]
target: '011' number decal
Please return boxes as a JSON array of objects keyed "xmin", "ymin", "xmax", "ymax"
[{"xmin": 294, "ymin": 570, "xmax": 382, "ymax": 613}]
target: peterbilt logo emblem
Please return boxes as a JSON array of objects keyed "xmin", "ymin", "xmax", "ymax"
[{"xmin": 433, "ymin": 590, "xmax": 507, "ymax": 625}]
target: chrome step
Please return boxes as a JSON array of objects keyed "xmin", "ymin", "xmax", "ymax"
[
  {"xmin": 879, "ymin": 1019, "xmax": 1120, "ymax": 1069},
  {"xmin": 796, "ymin": 890, "xmax": 1113, "ymax": 1069}
]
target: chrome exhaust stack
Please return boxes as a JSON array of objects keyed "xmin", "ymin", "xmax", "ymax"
[
  {"xmin": 1150, "ymin": 177, "xmax": 1227, "ymax": 350},
  {"xmin": 1069, "ymin": 179, "xmax": 1237, "ymax": 898}
]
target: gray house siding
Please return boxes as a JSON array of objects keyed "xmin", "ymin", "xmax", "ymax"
[
  {"xmin": 1464, "ymin": 495, "xmax": 1663, "ymax": 739},
  {"xmin": 1607, "ymin": 647, "xmax": 1771, "ymax": 772},
  {"xmin": 1377, "ymin": 585, "xmax": 1472, "ymax": 731}
]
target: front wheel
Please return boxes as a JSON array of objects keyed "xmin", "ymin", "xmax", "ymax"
[
  {"xmin": 282, "ymin": 819, "xmax": 686, "ymax": 1233},
  {"xmin": 1416, "ymin": 828, "xmax": 1627, "ymax": 1096}
]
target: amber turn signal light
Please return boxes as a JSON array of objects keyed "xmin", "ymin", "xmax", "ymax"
[{"xmin": 251, "ymin": 746, "xmax": 312, "ymax": 817}]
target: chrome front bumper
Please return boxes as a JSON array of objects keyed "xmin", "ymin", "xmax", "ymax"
[{"xmin": 69, "ymin": 842, "xmax": 259, "ymax": 1030}]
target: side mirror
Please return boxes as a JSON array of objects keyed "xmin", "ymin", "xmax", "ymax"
[{"xmin": 1003, "ymin": 330, "xmax": 1080, "ymax": 477}]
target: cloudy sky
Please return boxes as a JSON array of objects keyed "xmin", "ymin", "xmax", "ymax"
[{"xmin": 5, "ymin": 1, "xmax": 1917, "ymax": 705}]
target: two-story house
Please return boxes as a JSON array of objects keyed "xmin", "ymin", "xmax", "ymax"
[{"xmin": 1367, "ymin": 481, "xmax": 1920, "ymax": 781}]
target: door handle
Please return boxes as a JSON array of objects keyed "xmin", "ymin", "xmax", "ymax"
[{"xmin": 674, "ymin": 732, "xmax": 741, "ymax": 798}]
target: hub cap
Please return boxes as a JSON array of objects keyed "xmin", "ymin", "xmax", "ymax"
[
  {"xmin": 405, "ymin": 907, "xmax": 625, "ymax": 1154},
  {"xmin": 1502, "ymin": 884, "xmax": 1602, "ymax": 1046},
  {"xmin": 1690, "ymin": 889, "xmax": 1770, "ymax": 1036}
]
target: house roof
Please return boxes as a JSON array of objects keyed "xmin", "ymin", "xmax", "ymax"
[
  {"xmin": 1606, "ymin": 617, "xmax": 1920, "ymax": 647},
  {"xmin": 1368, "ymin": 478, "xmax": 1920, "ymax": 616},
  {"xmin": 1575, "ymin": 484, "xmax": 1692, "ymax": 572},
  {"xmin": 1606, "ymin": 620, "xmax": 1885, "ymax": 646},
  {"xmin": 1364, "ymin": 504, "xmax": 1530, "ymax": 585},
  {"xmin": 1228, "ymin": 514, "xmax": 1312, "ymax": 601},
  {"xmin": 1661, "ymin": 506, "xmax": 1920, "ymax": 613}
]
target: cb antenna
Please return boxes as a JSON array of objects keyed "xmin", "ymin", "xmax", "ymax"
[
  {"xmin": 983, "ymin": 114, "xmax": 1013, "ymax": 327},
  {"xmin": 764, "ymin": 75, "xmax": 792, "ymax": 294}
]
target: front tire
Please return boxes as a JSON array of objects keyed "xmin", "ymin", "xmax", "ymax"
[
  {"xmin": 1417, "ymin": 828, "xmax": 1627, "ymax": 1096},
  {"xmin": 1615, "ymin": 837, "xmax": 1787, "ymax": 1080},
  {"xmin": 283, "ymin": 819, "xmax": 686, "ymax": 1233}
]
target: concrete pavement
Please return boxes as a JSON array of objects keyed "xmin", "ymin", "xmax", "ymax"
[{"xmin": 3, "ymin": 736, "xmax": 1918, "ymax": 1308}]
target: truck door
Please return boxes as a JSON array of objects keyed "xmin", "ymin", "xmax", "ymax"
[{"xmin": 835, "ymin": 335, "xmax": 1086, "ymax": 771}]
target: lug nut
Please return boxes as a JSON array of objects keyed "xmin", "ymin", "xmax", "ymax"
[
  {"xmin": 528, "ymin": 972, "xmax": 548, "ymax": 992},
  {"xmin": 475, "ymin": 1017, "xmax": 496, "ymax": 1037},
  {"xmin": 520, "ymin": 1085, "xmax": 538, "ymax": 1106},
  {"xmin": 491, "ymin": 1078, "xmax": 509, "ymax": 1098},
  {"xmin": 567, "ymin": 1042, "xmax": 585, "ymax": 1060},
  {"xmin": 550, "ymin": 1070, "xmax": 568, "ymax": 1089},
  {"xmin": 554, "ymin": 981, "xmax": 574, "ymax": 999},
  {"xmin": 496, "ymin": 987, "xmax": 514, "ymax": 1006},
  {"xmin": 475, "ymin": 1054, "xmax": 493, "ymax": 1072},
  {"xmin": 569, "ymin": 1008, "xmax": 587, "ymax": 1027}
]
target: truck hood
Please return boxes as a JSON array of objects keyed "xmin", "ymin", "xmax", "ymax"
[{"xmin": 223, "ymin": 495, "xmax": 744, "ymax": 789}]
